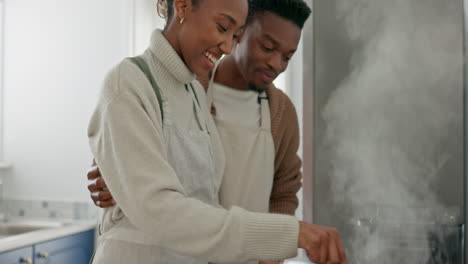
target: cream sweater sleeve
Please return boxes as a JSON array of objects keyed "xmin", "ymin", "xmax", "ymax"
[{"xmin": 88, "ymin": 61, "xmax": 299, "ymax": 263}]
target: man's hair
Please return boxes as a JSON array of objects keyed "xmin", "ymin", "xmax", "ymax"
[{"xmin": 247, "ymin": 0, "xmax": 311, "ymax": 29}]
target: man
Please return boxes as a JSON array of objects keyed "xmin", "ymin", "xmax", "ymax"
[{"xmin": 88, "ymin": 0, "xmax": 346, "ymax": 263}]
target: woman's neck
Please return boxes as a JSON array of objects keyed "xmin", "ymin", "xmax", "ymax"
[{"xmin": 162, "ymin": 26, "xmax": 183, "ymax": 60}]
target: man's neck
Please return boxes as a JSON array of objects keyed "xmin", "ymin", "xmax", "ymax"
[{"xmin": 214, "ymin": 55, "xmax": 249, "ymax": 91}]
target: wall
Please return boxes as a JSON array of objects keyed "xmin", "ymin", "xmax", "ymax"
[
  {"xmin": 0, "ymin": 0, "xmax": 4, "ymax": 164},
  {"xmin": 0, "ymin": 0, "xmax": 159, "ymax": 202}
]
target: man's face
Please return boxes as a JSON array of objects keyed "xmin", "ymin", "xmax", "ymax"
[{"xmin": 234, "ymin": 11, "xmax": 302, "ymax": 90}]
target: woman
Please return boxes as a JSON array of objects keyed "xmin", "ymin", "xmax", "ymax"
[{"xmin": 88, "ymin": 0, "xmax": 345, "ymax": 263}]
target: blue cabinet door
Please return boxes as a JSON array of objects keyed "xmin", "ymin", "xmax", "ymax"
[
  {"xmin": 0, "ymin": 246, "xmax": 33, "ymax": 264},
  {"xmin": 34, "ymin": 230, "xmax": 95, "ymax": 264}
]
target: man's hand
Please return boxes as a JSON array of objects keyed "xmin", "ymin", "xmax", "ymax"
[
  {"xmin": 298, "ymin": 221, "xmax": 347, "ymax": 264},
  {"xmin": 87, "ymin": 162, "xmax": 116, "ymax": 208}
]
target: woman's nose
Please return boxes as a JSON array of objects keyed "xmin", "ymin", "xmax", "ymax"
[{"xmin": 219, "ymin": 36, "xmax": 236, "ymax": 55}]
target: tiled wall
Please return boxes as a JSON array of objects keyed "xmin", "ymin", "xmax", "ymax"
[{"xmin": 0, "ymin": 199, "xmax": 98, "ymax": 220}]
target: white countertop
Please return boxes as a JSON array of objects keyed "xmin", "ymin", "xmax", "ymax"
[{"xmin": 0, "ymin": 219, "xmax": 96, "ymax": 253}]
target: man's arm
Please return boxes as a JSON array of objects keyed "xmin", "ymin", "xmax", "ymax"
[{"xmin": 268, "ymin": 88, "xmax": 302, "ymax": 216}]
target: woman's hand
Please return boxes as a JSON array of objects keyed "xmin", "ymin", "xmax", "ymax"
[{"xmin": 298, "ymin": 221, "xmax": 347, "ymax": 264}]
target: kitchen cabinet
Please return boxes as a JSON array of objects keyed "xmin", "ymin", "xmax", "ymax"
[
  {"xmin": 0, "ymin": 230, "xmax": 94, "ymax": 264},
  {"xmin": 0, "ymin": 246, "xmax": 33, "ymax": 264},
  {"xmin": 34, "ymin": 230, "xmax": 94, "ymax": 264}
]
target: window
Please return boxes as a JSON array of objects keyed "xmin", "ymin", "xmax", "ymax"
[{"xmin": 128, "ymin": 0, "xmax": 166, "ymax": 56}]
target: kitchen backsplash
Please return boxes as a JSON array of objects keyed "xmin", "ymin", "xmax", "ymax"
[{"xmin": 0, "ymin": 199, "xmax": 98, "ymax": 220}]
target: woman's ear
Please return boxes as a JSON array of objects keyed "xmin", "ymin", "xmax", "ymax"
[{"xmin": 173, "ymin": 0, "xmax": 191, "ymax": 22}]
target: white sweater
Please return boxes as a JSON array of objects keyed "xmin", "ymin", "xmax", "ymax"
[{"xmin": 88, "ymin": 29, "xmax": 299, "ymax": 263}]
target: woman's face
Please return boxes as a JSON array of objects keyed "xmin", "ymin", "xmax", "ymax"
[{"xmin": 176, "ymin": 0, "xmax": 248, "ymax": 76}]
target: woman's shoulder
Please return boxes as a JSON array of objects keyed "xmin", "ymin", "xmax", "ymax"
[{"xmin": 100, "ymin": 58, "xmax": 154, "ymax": 103}]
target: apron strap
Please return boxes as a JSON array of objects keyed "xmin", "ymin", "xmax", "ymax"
[
  {"xmin": 207, "ymin": 61, "xmax": 221, "ymax": 108},
  {"xmin": 128, "ymin": 56, "xmax": 165, "ymax": 123},
  {"xmin": 186, "ymin": 83, "xmax": 210, "ymax": 133},
  {"xmin": 259, "ymin": 91, "xmax": 271, "ymax": 130}
]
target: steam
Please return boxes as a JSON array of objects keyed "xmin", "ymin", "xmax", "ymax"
[{"xmin": 321, "ymin": 0, "xmax": 463, "ymax": 263}]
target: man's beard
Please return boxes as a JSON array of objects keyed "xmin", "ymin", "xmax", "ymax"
[{"xmin": 248, "ymin": 82, "xmax": 267, "ymax": 94}]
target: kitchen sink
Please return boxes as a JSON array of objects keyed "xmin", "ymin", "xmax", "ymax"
[{"xmin": 0, "ymin": 220, "xmax": 69, "ymax": 238}]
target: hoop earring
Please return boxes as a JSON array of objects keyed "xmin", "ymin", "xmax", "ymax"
[{"xmin": 157, "ymin": 0, "xmax": 168, "ymax": 18}]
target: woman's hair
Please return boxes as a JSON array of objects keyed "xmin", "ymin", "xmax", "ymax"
[{"xmin": 157, "ymin": 0, "xmax": 201, "ymax": 22}]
